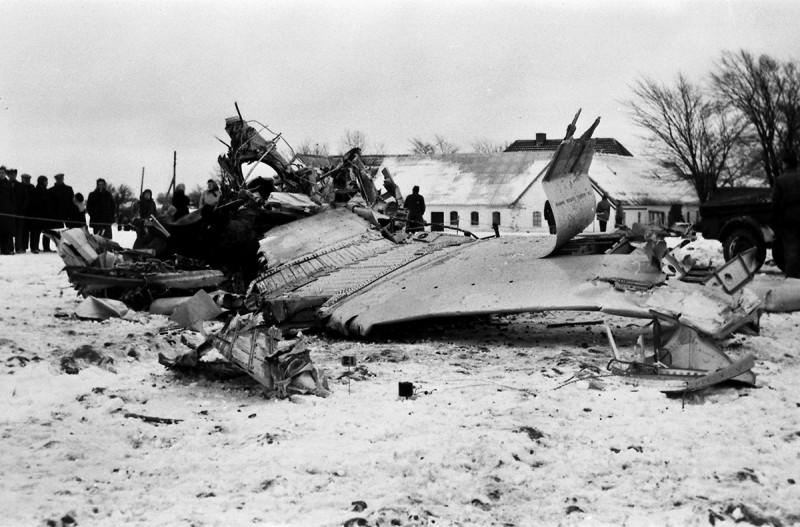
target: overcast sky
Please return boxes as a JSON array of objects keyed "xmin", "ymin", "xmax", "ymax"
[{"xmin": 2, "ymin": 0, "xmax": 799, "ymax": 195}]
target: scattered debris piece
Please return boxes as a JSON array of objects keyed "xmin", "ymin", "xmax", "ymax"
[
  {"xmin": 60, "ymin": 345, "xmax": 115, "ymax": 374},
  {"xmin": 123, "ymin": 412, "xmax": 183, "ymax": 425},
  {"xmin": 75, "ymin": 296, "xmax": 131, "ymax": 321},
  {"xmin": 209, "ymin": 313, "xmax": 330, "ymax": 398},
  {"xmin": 517, "ymin": 426, "xmax": 545, "ymax": 441},
  {"xmin": 169, "ymin": 289, "xmax": 224, "ymax": 333},
  {"xmin": 604, "ymin": 311, "xmax": 756, "ymax": 393}
]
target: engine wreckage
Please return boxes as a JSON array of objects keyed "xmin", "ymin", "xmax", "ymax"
[{"xmin": 56, "ymin": 108, "xmax": 773, "ymax": 396}]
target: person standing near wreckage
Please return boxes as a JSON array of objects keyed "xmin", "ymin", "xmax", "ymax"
[
  {"xmin": 48, "ymin": 173, "xmax": 74, "ymax": 230},
  {"xmin": 28, "ymin": 176, "xmax": 54, "ymax": 253},
  {"xmin": 596, "ymin": 193, "xmax": 611, "ymax": 232},
  {"xmin": 7, "ymin": 170, "xmax": 29, "ymax": 253},
  {"xmin": 172, "ymin": 183, "xmax": 190, "ymax": 220},
  {"xmin": 137, "ymin": 189, "xmax": 157, "ymax": 219},
  {"xmin": 200, "ymin": 179, "xmax": 221, "ymax": 217},
  {"xmin": 404, "ymin": 185, "xmax": 426, "ymax": 233},
  {"xmin": 87, "ymin": 178, "xmax": 116, "ymax": 238},
  {"xmin": 19, "ymin": 174, "xmax": 35, "ymax": 252},
  {"xmin": 772, "ymin": 152, "xmax": 800, "ymax": 278}
]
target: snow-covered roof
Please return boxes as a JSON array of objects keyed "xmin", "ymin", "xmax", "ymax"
[
  {"xmin": 299, "ymin": 150, "xmax": 700, "ymax": 207},
  {"xmin": 376, "ymin": 153, "xmax": 552, "ymax": 207},
  {"xmin": 589, "ymin": 154, "xmax": 699, "ymax": 206}
]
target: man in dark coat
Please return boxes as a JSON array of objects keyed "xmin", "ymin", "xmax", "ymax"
[
  {"xmin": 7, "ymin": 170, "xmax": 31, "ymax": 253},
  {"xmin": 596, "ymin": 193, "xmax": 611, "ymax": 232},
  {"xmin": 7, "ymin": 169, "xmax": 29, "ymax": 252},
  {"xmin": 172, "ymin": 184, "xmax": 190, "ymax": 220},
  {"xmin": 403, "ymin": 185, "xmax": 426, "ymax": 233},
  {"xmin": 86, "ymin": 178, "xmax": 116, "ymax": 239},
  {"xmin": 18, "ymin": 174, "xmax": 35, "ymax": 252},
  {"xmin": 772, "ymin": 152, "xmax": 800, "ymax": 278},
  {"xmin": 0, "ymin": 167, "xmax": 16, "ymax": 255},
  {"xmin": 28, "ymin": 175, "xmax": 54, "ymax": 253},
  {"xmin": 48, "ymin": 173, "xmax": 74, "ymax": 229}
]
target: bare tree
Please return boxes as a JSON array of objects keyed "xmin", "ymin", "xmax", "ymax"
[
  {"xmin": 296, "ymin": 140, "xmax": 330, "ymax": 156},
  {"xmin": 340, "ymin": 129, "xmax": 367, "ymax": 153},
  {"xmin": 717, "ymin": 137, "xmax": 766, "ymax": 188},
  {"xmin": 626, "ymin": 74, "xmax": 747, "ymax": 202},
  {"xmin": 471, "ymin": 138, "xmax": 510, "ymax": 153},
  {"xmin": 434, "ymin": 135, "xmax": 459, "ymax": 154},
  {"xmin": 107, "ymin": 182, "xmax": 136, "ymax": 208},
  {"xmin": 711, "ymin": 50, "xmax": 800, "ymax": 186},
  {"xmin": 408, "ymin": 135, "xmax": 459, "ymax": 154},
  {"xmin": 409, "ymin": 138, "xmax": 437, "ymax": 155},
  {"xmin": 187, "ymin": 184, "xmax": 204, "ymax": 208}
]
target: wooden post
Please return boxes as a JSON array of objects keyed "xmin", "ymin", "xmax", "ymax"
[
  {"xmin": 139, "ymin": 167, "xmax": 145, "ymax": 196},
  {"xmin": 165, "ymin": 151, "xmax": 177, "ymax": 200}
]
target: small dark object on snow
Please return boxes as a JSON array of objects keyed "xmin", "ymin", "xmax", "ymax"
[
  {"xmin": 517, "ymin": 426, "xmax": 544, "ymax": 441},
  {"xmin": 351, "ymin": 500, "xmax": 368, "ymax": 512},
  {"xmin": 343, "ymin": 518, "xmax": 368, "ymax": 527},
  {"xmin": 566, "ymin": 505, "xmax": 584, "ymax": 515},
  {"xmin": 398, "ymin": 382, "xmax": 414, "ymax": 398},
  {"xmin": 471, "ymin": 499, "xmax": 492, "ymax": 511},
  {"xmin": 124, "ymin": 412, "xmax": 183, "ymax": 425}
]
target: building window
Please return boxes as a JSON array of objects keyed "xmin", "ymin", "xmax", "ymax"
[
  {"xmin": 450, "ymin": 211, "xmax": 459, "ymax": 227},
  {"xmin": 532, "ymin": 211, "xmax": 542, "ymax": 227},
  {"xmin": 637, "ymin": 211, "xmax": 642, "ymax": 223},
  {"xmin": 492, "ymin": 211, "xmax": 501, "ymax": 226},
  {"xmin": 649, "ymin": 210, "xmax": 665, "ymax": 226},
  {"xmin": 470, "ymin": 211, "xmax": 479, "ymax": 226}
]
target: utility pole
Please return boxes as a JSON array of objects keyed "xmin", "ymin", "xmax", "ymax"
[{"xmin": 165, "ymin": 151, "xmax": 177, "ymax": 199}]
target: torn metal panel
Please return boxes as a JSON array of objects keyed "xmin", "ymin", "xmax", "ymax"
[
  {"xmin": 604, "ymin": 314, "xmax": 756, "ymax": 392},
  {"xmin": 210, "ymin": 314, "xmax": 330, "ymax": 397},
  {"xmin": 256, "ymin": 207, "xmax": 385, "ymax": 270},
  {"xmin": 540, "ymin": 116, "xmax": 599, "ymax": 250}
]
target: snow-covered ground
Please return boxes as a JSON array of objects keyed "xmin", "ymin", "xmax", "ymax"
[{"xmin": 1, "ymin": 236, "xmax": 799, "ymax": 527}]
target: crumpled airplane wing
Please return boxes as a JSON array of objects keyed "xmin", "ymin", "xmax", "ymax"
[
  {"xmin": 318, "ymin": 237, "xmax": 660, "ymax": 335},
  {"xmin": 249, "ymin": 114, "xmax": 758, "ymax": 339}
]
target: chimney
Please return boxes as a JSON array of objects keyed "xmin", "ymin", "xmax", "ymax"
[{"xmin": 535, "ymin": 133, "xmax": 547, "ymax": 145}]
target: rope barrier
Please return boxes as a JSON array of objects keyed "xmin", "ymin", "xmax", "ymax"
[{"xmin": 0, "ymin": 211, "xmax": 117, "ymax": 227}]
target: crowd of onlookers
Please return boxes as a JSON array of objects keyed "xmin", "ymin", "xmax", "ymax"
[
  {"xmin": 1, "ymin": 166, "xmax": 224, "ymax": 256},
  {"xmin": 0, "ymin": 166, "xmax": 118, "ymax": 255}
]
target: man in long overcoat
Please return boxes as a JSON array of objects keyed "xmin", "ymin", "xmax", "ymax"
[
  {"xmin": 48, "ymin": 173, "xmax": 74, "ymax": 229},
  {"xmin": 28, "ymin": 175, "xmax": 54, "ymax": 252},
  {"xmin": 87, "ymin": 178, "xmax": 116, "ymax": 239}
]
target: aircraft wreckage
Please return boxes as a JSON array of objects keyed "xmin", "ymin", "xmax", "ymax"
[{"xmin": 56, "ymin": 108, "xmax": 773, "ymax": 394}]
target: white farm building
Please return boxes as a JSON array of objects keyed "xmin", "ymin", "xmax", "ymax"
[{"xmin": 298, "ymin": 141, "xmax": 700, "ymax": 235}]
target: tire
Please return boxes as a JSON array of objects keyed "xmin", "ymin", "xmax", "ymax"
[{"xmin": 722, "ymin": 227, "xmax": 766, "ymax": 270}]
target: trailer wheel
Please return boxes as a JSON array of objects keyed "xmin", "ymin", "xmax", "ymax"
[{"xmin": 722, "ymin": 227, "xmax": 766, "ymax": 270}]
